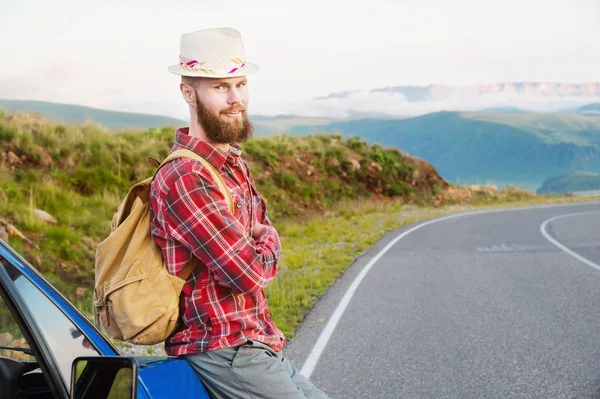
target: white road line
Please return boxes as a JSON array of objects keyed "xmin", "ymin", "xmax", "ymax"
[
  {"xmin": 299, "ymin": 201, "xmax": 600, "ymax": 379},
  {"xmin": 540, "ymin": 212, "xmax": 600, "ymax": 272}
]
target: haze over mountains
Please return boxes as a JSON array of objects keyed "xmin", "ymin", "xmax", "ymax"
[{"xmin": 304, "ymin": 82, "xmax": 600, "ymax": 118}]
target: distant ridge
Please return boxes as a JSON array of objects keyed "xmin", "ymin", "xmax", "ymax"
[
  {"xmin": 478, "ymin": 106, "xmax": 528, "ymax": 114},
  {"xmin": 576, "ymin": 103, "xmax": 600, "ymax": 115},
  {"xmin": 537, "ymin": 171, "xmax": 600, "ymax": 194},
  {"xmin": 0, "ymin": 99, "xmax": 187, "ymax": 130}
]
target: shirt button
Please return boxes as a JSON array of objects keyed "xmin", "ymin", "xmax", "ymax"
[
  {"xmin": 236, "ymin": 202, "xmax": 242, "ymax": 209},
  {"xmin": 265, "ymin": 313, "xmax": 271, "ymax": 319}
]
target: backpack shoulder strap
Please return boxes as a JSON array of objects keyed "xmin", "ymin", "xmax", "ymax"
[
  {"xmin": 150, "ymin": 149, "xmax": 236, "ymax": 280},
  {"xmin": 153, "ymin": 149, "xmax": 234, "ymax": 214}
]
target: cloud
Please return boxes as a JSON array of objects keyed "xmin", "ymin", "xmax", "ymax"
[{"xmin": 253, "ymin": 86, "xmax": 600, "ymax": 117}]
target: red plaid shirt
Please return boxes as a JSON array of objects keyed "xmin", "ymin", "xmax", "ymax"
[{"xmin": 149, "ymin": 128, "xmax": 285, "ymax": 356}]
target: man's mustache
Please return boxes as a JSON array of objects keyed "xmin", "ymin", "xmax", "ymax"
[{"xmin": 220, "ymin": 105, "xmax": 246, "ymax": 114}]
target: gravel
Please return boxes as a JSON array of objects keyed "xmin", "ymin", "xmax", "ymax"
[{"xmin": 114, "ymin": 342, "xmax": 168, "ymax": 357}]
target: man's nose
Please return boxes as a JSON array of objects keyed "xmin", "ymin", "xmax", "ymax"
[{"xmin": 228, "ymin": 88, "xmax": 243, "ymax": 104}]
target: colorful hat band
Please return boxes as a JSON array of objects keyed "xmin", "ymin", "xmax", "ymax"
[{"xmin": 178, "ymin": 55, "xmax": 246, "ymax": 75}]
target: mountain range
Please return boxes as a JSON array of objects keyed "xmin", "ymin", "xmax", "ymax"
[
  {"xmin": 282, "ymin": 111, "xmax": 600, "ymax": 191},
  {"xmin": 3, "ymin": 97, "xmax": 600, "ymax": 193}
]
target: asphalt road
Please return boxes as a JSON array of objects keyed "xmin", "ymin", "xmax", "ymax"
[{"xmin": 285, "ymin": 202, "xmax": 600, "ymax": 399}]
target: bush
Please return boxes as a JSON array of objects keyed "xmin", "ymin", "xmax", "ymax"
[
  {"xmin": 71, "ymin": 167, "xmax": 126, "ymax": 195},
  {"xmin": 346, "ymin": 136, "xmax": 368, "ymax": 155},
  {"xmin": 0, "ymin": 123, "xmax": 16, "ymax": 141},
  {"xmin": 273, "ymin": 171, "xmax": 298, "ymax": 191},
  {"xmin": 242, "ymin": 140, "xmax": 278, "ymax": 166}
]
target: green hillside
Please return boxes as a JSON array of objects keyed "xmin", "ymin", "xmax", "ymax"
[
  {"xmin": 0, "ymin": 107, "xmax": 446, "ymax": 305},
  {"xmin": 0, "ymin": 100, "xmax": 187, "ymax": 130},
  {"xmin": 461, "ymin": 112, "xmax": 600, "ymax": 145},
  {"xmin": 537, "ymin": 171, "xmax": 600, "ymax": 194},
  {"xmin": 479, "ymin": 107, "xmax": 528, "ymax": 114},
  {"xmin": 577, "ymin": 103, "xmax": 600, "ymax": 115},
  {"xmin": 288, "ymin": 111, "xmax": 600, "ymax": 190}
]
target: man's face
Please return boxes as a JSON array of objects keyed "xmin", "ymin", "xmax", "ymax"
[{"xmin": 191, "ymin": 76, "xmax": 253, "ymax": 144}]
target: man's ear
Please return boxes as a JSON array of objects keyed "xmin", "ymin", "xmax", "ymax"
[{"xmin": 180, "ymin": 83, "xmax": 196, "ymax": 106}]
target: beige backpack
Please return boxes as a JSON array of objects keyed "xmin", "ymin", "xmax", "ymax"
[{"xmin": 93, "ymin": 149, "xmax": 233, "ymax": 345}]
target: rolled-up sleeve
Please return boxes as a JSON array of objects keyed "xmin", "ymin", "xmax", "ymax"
[{"xmin": 162, "ymin": 171, "xmax": 281, "ymax": 296}]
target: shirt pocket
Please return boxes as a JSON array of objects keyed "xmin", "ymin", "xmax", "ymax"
[{"xmin": 230, "ymin": 190, "xmax": 250, "ymax": 230}]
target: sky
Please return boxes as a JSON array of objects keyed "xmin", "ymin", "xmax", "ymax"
[{"xmin": 0, "ymin": 0, "xmax": 599, "ymax": 120}]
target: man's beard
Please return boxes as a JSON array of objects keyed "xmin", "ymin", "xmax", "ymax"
[{"xmin": 195, "ymin": 93, "xmax": 253, "ymax": 144}]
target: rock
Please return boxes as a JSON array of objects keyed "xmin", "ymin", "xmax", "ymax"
[
  {"xmin": 0, "ymin": 226, "xmax": 8, "ymax": 242},
  {"xmin": 0, "ymin": 333, "xmax": 31, "ymax": 360},
  {"xmin": 76, "ymin": 287, "xmax": 86, "ymax": 297},
  {"xmin": 0, "ymin": 332, "xmax": 13, "ymax": 346},
  {"xmin": 0, "ymin": 218, "xmax": 40, "ymax": 250},
  {"xmin": 65, "ymin": 156, "xmax": 76, "ymax": 169},
  {"xmin": 326, "ymin": 158, "xmax": 340, "ymax": 168},
  {"xmin": 32, "ymin": 144, "xmax": 53, "ymax": 166},
  {"xmin": 370, "ymin": 161, "xmax": 383, "ymax": 172},
  {"xmin": 351, "ymin": 159, "xmax": 361, "ymax": 171},
  {"xmin": 9, "ymin": 338, "xmax": 31, "ymax": 361},
  {"xmin": 7, "ymin": 151, "xmax": 21, "ymax": 165},
  {"xmin": 32, "ymin": 209, "xmax": 57, "ymax": 224}
]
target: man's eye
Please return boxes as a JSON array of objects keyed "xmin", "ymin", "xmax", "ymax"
[
  {"xmin": 237, "ymin": 83, "xmax": 246, "ymax": 88},
  {"xmin": 215, "ymin": 85, "xmax": 224, "ymax": 90}
]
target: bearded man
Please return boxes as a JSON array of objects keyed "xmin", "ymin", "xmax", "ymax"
[{"xmin": 149, "ymin": 27, "xmax": 329, "ymax": 399}]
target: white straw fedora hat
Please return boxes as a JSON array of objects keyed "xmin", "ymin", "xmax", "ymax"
[{"xmin": 168, "ymin": 27, "xmax": 259, "ymax": 78}]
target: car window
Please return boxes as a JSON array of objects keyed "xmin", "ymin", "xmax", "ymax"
[
  {"xmin": 0, "ymin": 294, "xmax": 36, "ymax": 362},
  {"xmin": 1, "ymin": 256, "xmax": 99, "ymax": 390}
]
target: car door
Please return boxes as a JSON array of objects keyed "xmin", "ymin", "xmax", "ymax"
[
  {"xmin": 0, "ymin": 253, "xmax": 69, "ymax": 398},
  {"xmin": 0, "ymin": 241, "xmax": 121, "ymax": 398}
]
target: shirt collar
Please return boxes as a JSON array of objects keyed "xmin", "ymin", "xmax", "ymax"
[{"xmin": 172, "ymin": 127, "xmax": 242, "ymax": 170}]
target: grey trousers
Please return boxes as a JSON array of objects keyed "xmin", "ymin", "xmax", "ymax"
[{"xmin": 183, "ymin": 340, "xmax": 330, "ymax": 399}]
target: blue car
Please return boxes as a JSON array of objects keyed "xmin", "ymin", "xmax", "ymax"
[{"xmin": 0, "ymin": 239, "xmax": 211, "ymax": 398}]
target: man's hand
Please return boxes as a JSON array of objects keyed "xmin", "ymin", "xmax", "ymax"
[{"xmin": 252, "ymin": 222, "xmax": 268, "ymax": 239}]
